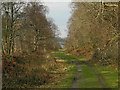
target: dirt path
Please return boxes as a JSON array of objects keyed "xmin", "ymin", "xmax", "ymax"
[
  {"xmin": 55, "ymin": 51, "xmax": 108, "ymax": 88},
  {"xmin": 70, "ymin": 61, "xmax": 108, "ymax": 88},
  {"xmin": 70, "ymin": 63, "xmax": 82, "ymax": 88}
]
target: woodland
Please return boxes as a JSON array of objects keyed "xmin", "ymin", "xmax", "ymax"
[{"xmin": 1, "ymin": 1, "xmax": 119, "ymax": 88}]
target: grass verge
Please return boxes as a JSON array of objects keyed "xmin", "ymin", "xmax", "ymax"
[
  {"xmin": 40, "ymin": 51, "xmax": 77, "ymax": 88},
  {"xmin": 79, "ymin": 64, "xmax": 102, "ymax": 88},
  {"xmin": 40, "ymin": 63, "xmax": 77, "ymax": 88},
  {"xmin": 52, "ymin": 63, "xmax": 77, "ymax": 88},
  {"xmin": 95, "ymin": 65, "xmax": 118, "ymax": 88}
]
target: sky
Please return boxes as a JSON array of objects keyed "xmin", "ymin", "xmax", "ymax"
[{"xmin": 44, "ymin": 2, "xmax": 71, "ymax": 38}]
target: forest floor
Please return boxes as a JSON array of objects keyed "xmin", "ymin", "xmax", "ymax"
[{"xmin": 41, "ymin": 49, "xmax": 118, "ymax": 88}]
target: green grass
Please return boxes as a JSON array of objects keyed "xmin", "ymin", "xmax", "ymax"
[
  {"xmin": 95, "ymin": 65, "xmax": 118, "ymax": 88},
  {"xmin": 53, "ymin": 51, "xmax": 81, "ymax": 63},
  {"xmin": 53, "ymin": 50, "xmax": 118, "ymax": 88},
  {"xmin": 42, "ymin": 51, "xmax": 78, "ymax": 88},
  {"xmin": 53, "ymin": 50, "xmax": 103, "ymax": 88},
  {"xmin": 79, "ymin": 64, "xmax": 118, "ymax": 88},
  {"xmin": 40, "ymin": 63, "xmax": 77, "ymax": 88},
  {"xmin": 78, "ymin": 64, "xmax": 102, "ymax": 88},
  {"xmin": 78, "ymin": 58, "xmax": 85, "ymax": 61},
  {"xmin": 52, "ymin": 64, "xmax": 77, "ymax": 88}
]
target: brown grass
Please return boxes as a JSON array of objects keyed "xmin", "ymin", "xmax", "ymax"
[{"xmin": 2, "ymin": 51, "xmax": 59, "ymax": 88}]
